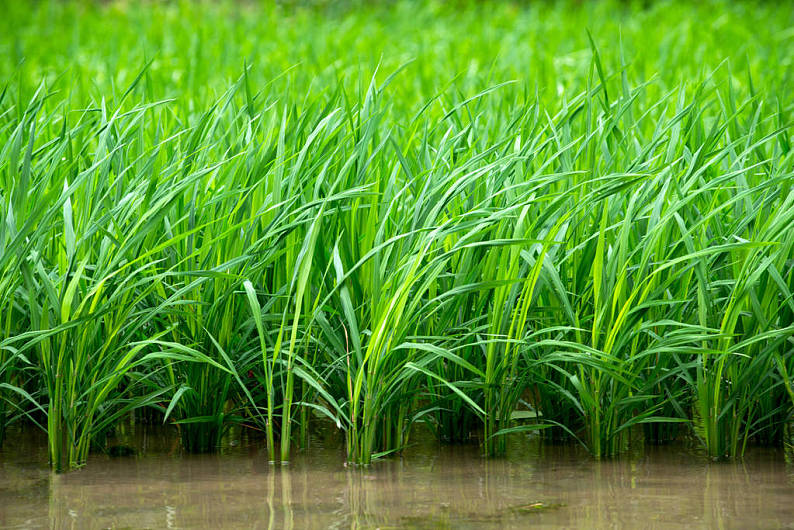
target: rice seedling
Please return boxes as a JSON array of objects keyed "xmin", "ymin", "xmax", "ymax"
[{"xmin": 0, "ymin": 0, "xmax": 792, "ymax": 470}]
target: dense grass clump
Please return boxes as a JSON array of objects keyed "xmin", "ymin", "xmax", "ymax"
[{"xmin": 1, "ymin": 0, "xmax": 793, "ymax": 470}]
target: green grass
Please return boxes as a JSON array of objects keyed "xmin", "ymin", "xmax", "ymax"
[{"xmin": 0, "ymin": 0, "xmax": 793, "ymax": 470}]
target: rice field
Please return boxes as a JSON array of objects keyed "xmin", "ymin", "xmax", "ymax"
[{"xmin": 1, "ymin": 0, "xmax": 793, "ymax": 475}]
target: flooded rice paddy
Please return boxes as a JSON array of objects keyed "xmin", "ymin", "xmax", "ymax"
[{"xmin": 1, "ymin": 427, "xmax": 793, "ymax": 529}]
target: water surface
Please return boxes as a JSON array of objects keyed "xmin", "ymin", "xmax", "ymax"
[{"xmin": 1, "ymin": 428, "xmax": 793, "ymax": 528}]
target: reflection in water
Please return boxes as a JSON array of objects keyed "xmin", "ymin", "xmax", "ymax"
[{"xmin": 1, "ymin": 427, "xmax": 792, "ymax": 529}]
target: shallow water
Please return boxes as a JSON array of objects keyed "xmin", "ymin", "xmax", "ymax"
[{"xmin": 1, "ymin": 427, "xmax": 793, "ymax": 529}]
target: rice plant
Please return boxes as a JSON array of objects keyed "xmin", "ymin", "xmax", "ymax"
[{"xmin": 0, "ymin": 0, "xmax": 792, "ymax": 469}]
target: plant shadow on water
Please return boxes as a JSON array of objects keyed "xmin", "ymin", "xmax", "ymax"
[{"xmin": 1, "ymin": 425, "xmax": 793, "ymax": 529}]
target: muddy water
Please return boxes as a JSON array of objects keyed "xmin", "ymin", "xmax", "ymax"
[{"xmin": 1, "ymin": 428, "xmax": 793, "ymax": 529}]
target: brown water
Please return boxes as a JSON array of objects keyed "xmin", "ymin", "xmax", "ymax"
[{"xmin": 1, "ymin": 427, "xmax": 793, "ymax": 529}]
